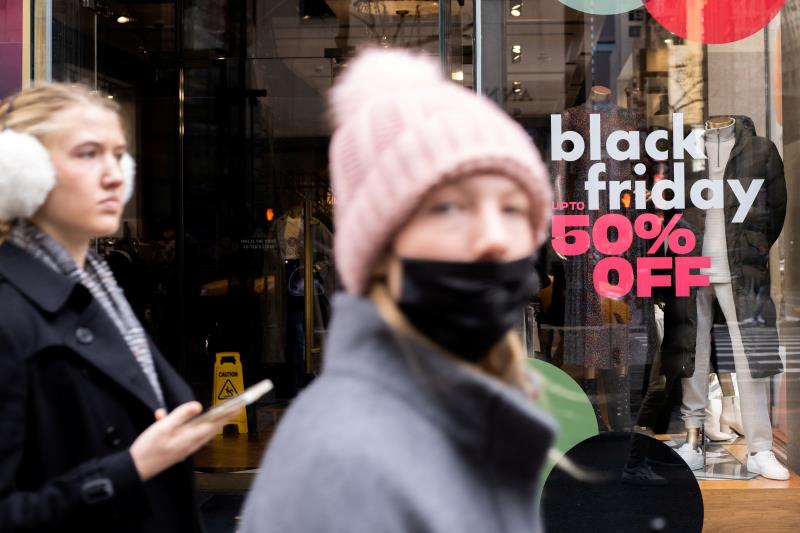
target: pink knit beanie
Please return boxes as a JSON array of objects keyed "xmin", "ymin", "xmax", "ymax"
[{"xmin": 329, "ymin": 49, "xmax": 553, "ymax": 295}]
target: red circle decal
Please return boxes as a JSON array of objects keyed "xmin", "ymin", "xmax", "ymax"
[{"xmin": 644, "ymin": 0, "xmax": 785, "ymax": 44}]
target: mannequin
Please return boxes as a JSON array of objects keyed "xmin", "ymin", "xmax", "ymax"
[
  {"xmin": 679, "ymin": 116, "xmax": 738, "ymax": 456},
  {"xmin": 270, "ymin": 204, "xmax": 334, "ymax": 398},
  {"xmin": 555, "ymin": 86, "xmax": 657, "ymax": 431},
  {"xmin": 282, "ymin": 205, "xmax": 304, "ymax": 260},
  {"xmin": 672, "ymin": 115, "xmax": 788, "ymax": 480}
]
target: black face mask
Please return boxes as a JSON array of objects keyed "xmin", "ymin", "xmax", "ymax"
[{"xmin": 396, "ymin": 256, "xmax": 539, "ymax": 362}]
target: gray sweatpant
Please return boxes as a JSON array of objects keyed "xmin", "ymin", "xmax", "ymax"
[{"xmin": 680, "ymin": 283, "xmax": 773, "ymax": 453}]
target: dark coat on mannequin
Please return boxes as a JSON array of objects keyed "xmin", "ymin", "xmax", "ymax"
[
  {"xmin": 0, "ymin": 242, "xmax": 203, "ymax": 532},
  {"xmin": 659, "ymin": 115, "xmax": 786, "ymax": 379}
]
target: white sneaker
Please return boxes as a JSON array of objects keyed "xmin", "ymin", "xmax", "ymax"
[
  {"xmin": 676, "ymin": 443, "xmax": 705, "ymax": 471},
  {"xmin": 747, "ymin": 451, "xmax": 790, "ymax": 480}
]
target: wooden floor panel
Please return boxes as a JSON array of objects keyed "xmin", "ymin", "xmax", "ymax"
[
  {"xmin": 194, "ymin": 431, "xmax": 273, "ymax": 472},
  {"xmin": 700, "ymin": 477, "xmax": 800, "ymax": 533},
  {"xmin": 696, "ymin": 440, "xmax": 800, "ymax": 532},
  {"xmin": 194, "ymin": 404, "xmax": 284, "ymax": 472}
]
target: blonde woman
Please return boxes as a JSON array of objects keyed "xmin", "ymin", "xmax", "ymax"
[
  {"xmin": 241, "ymin": 50, "xmax": 556, "ymax": 532},
  {"xmin": 0, "ymin": 84, "xmax": 229, "ymax": 532}
]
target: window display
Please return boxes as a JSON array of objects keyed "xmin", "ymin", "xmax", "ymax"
[{"xmin": 506, "ymin": 0, "xmax": 797, "ymax": 487}]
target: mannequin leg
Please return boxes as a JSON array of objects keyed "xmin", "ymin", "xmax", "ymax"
[
  {"xmin": 623, "ymin": 365, "xmax": 681, "ymax": 483},
  {"xmin": 551, "ymin": 329, "xmax": 564, "ymax": 367},
  {"xmin": 686, "ymin": 427, "xmax": 702, "ymax": 449},
  {"xmin": 540, "ymin": 327, "xmax": 554, "ymax": 363},
  {"xmin": 705, "ymin": 373, "xmax": 736, "ymax": 440},
  {"xmin": 674, "ymin": 289, "xmax": 711, "ymax": 469},
  {"xmin": 717, "ymin": 372, "xmax": 745, "ymax": 435},
  {"xmin": 718, "ymin": 372, "xmax": 736, "ymax": 397},
  {"xmin": 632, "ymin": 304, "xmax": 672, "ymax": 433},
  {"xmin": 624, "ymin": 305, "xmax": 684, "ymax": 481},
  {"xmin": 601, "ymin": 367, "xmax": 631, "ymax": 431},
  {"xmin": 713, "ymin": 284, "xmax": 772, "ymax": 454},
  {"xmin": 581, "ymin": 367, "xmax": 607, "ymax": 431},
  {"xmin": 680, "ymin": 285, "xmax": 714, "ymax": 446},
  {"xmin": 617, "ymin": 365, "xmax": 630, "ymax": 420}
]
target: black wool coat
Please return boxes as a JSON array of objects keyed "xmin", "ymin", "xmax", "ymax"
[
  {"xmin": 659, "ymin": 115, "xmax": 787, "ymax": 379},
  {"xmin": 0, "ymin": 242, "xmax": 203, "ymax": 532}
]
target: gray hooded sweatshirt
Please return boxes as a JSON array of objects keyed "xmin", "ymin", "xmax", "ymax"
[{"xmin": 240, "ymin": 294, "xmax": 555, "ymax": 533}]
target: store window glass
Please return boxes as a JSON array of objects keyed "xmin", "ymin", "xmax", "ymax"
[
  {"xmin": 33, "ymin": 0, "xmax": 180, "ymax": 365},
  {"xmin": 28, "ymin": 1, "xmax": 800, "ymax": 525},
  {"xmin": 484, "ymin": 0, "xmax": 797, "ymax": 482},
  {"xmin": 178, "ymin": 0, "xmax": 467, "ymax": 474},
  {"xmin": 34, "ymin": 0, "xmax": 472, "ymax": 482}
]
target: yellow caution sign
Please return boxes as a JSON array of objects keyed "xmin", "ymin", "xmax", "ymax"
[{"xmin": 213, "ymin": 352, "xmax": 248, "ymax": 434}]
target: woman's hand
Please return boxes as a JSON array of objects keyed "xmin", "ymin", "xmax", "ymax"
[{"xmin": 130, "ymin": 401, "xmax": 229, "ymax": 482}]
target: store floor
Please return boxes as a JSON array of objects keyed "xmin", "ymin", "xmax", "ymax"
[
  {"xmin": 693, "ymin": 435, "xmax": 800, "ymax": 532},
  {"xmin": 192, "ymin": 401, "xmax": 800, "ymax": 532},
  {"xmin": 653, "ymin": 431, "xmax": 800, "ymax": 532},
  {"xmin": 194, "ymin": 403, "xmax": 286, "ymax": 472},
  {"xmin": 194, "ymin": 403, "xmax": 285, "ymax": 531}
]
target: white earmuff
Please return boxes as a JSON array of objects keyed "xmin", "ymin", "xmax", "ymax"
[
  {"xmin": 0, "ymin": 129, "xmax": 57, "ymax": 220},
  {"xmin": 120, "ymin": 152, "xmax": 135, "ymax": 204},
  {"xmin": 0, "ymin": 121, "xmax": 136, "ymax": 220}
]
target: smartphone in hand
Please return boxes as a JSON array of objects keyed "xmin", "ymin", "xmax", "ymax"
[{"xmin": 185, "ymin": 379, "xmax": 274, "ymax": 426}]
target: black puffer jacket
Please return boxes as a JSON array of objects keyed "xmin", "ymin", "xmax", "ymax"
[{"xmin": 659, "ymin": 115, "xmax": 786, "ymax": 379}]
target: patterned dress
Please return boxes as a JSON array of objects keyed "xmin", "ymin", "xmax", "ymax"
[{"xmin": 558, "ymin": 101, "xmax": 657, "ymax": 370}]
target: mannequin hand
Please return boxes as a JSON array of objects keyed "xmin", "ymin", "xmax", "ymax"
[{"xmin": 130, "ymin": 401, "xmax": 227, "ymax": 482}]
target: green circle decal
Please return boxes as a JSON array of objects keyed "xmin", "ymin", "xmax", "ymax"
[
  {"xmin": 528, "ymin": 359, "xmax": 598, "ymax": 496},
  {"xmin": 559, "ymin": 0, "xmax": 643, "ymax": 15}
]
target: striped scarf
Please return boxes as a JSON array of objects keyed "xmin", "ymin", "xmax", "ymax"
[{"xmin": 10, "ymin": 220, "xmax": 166, "ymax": 407}]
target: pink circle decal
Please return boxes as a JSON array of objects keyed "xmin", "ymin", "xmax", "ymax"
[{"xmin": 644, "ymin": 0, "xmax": 785, "ymax": 44}]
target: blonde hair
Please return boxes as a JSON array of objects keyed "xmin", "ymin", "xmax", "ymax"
[
  {"xmin": 369, "ymin": 282, "xmax": 539, "ymax": 401},
  {"xmin": 0, "ymin": 83, "xmax": 119, "ymax": 241},
  {"xmin": 0, "ymin": 82, "xmax": 119, "ymax": 138}
]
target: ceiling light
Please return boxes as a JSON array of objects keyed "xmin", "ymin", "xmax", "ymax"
[
  {"xmin": 451, "ymin": 70, "xmax": 464, "ymax": 81},
  {"xmin": 107, "ymin": 95, "xmax": 114, "ymax": 100},
  {"xmin": 510, "ymin": 3, "xmax": 522, "ymax": 17},
  {"xmin": 117, "ymin": 16, "xmax": 130, "ymax": 24}
]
